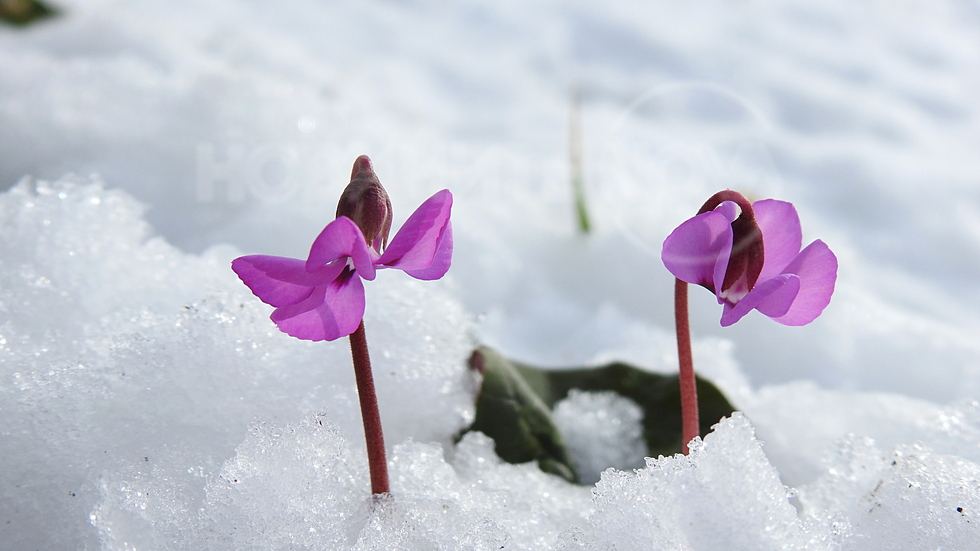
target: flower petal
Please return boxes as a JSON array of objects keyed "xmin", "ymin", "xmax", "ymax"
[
  {"xmin": 754, "ymin": 199, "xmax": 803, "ymax": 282},
  {"xmin": 720, "ymin": 273, "xmax": 800, "ymax": 327},
  {"xmin": 662, "ymin": 210, "xmax": 733, "ymax": 292},
  {"xmin": 270, "ymin": 268, "xmax": 366, "ymax": 341},
  {"xmin": 378, "ymin": 189, "xmax": 453, "ymax": 275},
  {"xmin": 306, "ymin": 216, "xmax": 377, "ymax": 281},
  {"xmin": 755, "ymin": 274, "xmax": 802, "ymax": 318},
  {"xmin": 232, "ymin": 255, "xmax": 344, "ymax": 307},
  {"xmin": 403, "ymin": 221, "xmax": 453, "ymax": 280},
  {"xmin": 769, "ymin": 239, "xmax": 838, "ymax": 326}
]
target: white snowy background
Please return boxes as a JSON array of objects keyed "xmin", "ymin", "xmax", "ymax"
[{"xmin": 3, "ymin": 1, "xmax": 980, "ymax": 549}]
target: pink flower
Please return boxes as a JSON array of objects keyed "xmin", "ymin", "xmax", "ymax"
[
  {"xmin": 662, "ymin": 192, "xmax": 837, "ymax": 327},
  {"xmin": 232, "ymin": 187, "xmax": 453, "ymax": 342}
]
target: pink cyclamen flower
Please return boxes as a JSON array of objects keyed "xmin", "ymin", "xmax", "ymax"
[
  {"xmin": 232, "ymin": 180, "xmax": 452, "ymax": 342},
  {"xmin": 662, "ymin": 191, "xmax": 837, "ymax": 327}
]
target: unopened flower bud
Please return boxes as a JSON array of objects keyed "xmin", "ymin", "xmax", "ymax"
[{"xmin": 336, "ymin": 155, "xmax": 393, "ymax": 253}]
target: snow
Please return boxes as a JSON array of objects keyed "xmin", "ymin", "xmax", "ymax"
[
  {"xmin": 553, "ymin": 390, "xmax": 647, "ymax": 485},
  {"xmin": 559, "ymin": 414, "xmax": 827, "ymax": 551},
  {"xmin": 3, "ymin": 0, "xmax": 980, "ymax": 549}
]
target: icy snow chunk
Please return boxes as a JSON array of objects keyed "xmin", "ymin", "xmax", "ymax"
[
  {"xmin": 552, "ymin": 389, "xmax": 647, "ymax": 484},
  {"xmin": 202, "ymin": 413, "xmax": 369, "ymax": 550},
  {"xmin": 355, "ymin": 439, "xmax": 515, "ymax": 550},
  {"xmin": 0, "ymin": 176, "xmax": 228, "ymax": 320},
  {"xmin": 744, "ymin": 382, "xmax": 980, "ymax": 486},
  {"xmin": 0, "ymin": 176, "xmax": 239, "ymax": 551},
  {"xmin": 351, "ymin": 495, "xmax": 511, "ymax": 551},
  {"xmin": 364, "ymin": 432, "xmax": 594, "ymax": 550},
  {"xmin": 443, "ymin": 432, "xmax": 593, "ymax": 550},
  {"xmin": 118, "ymin": 423, "xmax": 592, "ymax": 550},
  {"xmin": 92, "ymin": 413, "xmax": 368, "ymax": 550},
  {"xmin": 799, "ymin": 437, "xmax": 980, "ymax": 550},
  {"xmin": 557, "ymin": 413, "xmax": 829, "ymax": 551}
]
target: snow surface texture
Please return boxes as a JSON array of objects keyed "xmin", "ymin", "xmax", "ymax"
[
  {"xmin": 553, "ymin": 390, "xmax": 647, "ymax": 485},
  {"xmin": 3, "ymin": 0, "xmax": 980, "ymax": 549}
]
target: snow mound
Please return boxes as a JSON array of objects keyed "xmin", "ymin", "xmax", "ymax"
[
  {"xmin": 553, "ymin": 389, "xmax": 647, "ymax": 484},
  {"xmin": 559, "ymin": 413, "xmax": 828, "ymax": 551}
]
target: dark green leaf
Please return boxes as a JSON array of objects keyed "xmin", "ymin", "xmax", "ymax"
[
  {"xmin": 465, "ymin": 347, "xmax": 578, "ymax": 483},
  {"xmin": 462, "ymin": 346, "xmax": 736, "ymax": 484}
]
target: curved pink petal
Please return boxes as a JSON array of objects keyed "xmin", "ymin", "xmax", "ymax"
[
  {"xmin": 306, "ymin": 216, "xmax": 378, "ymax": 281},
  {"xmin": 754, "ymin": 199, "xmax": 803, "ymax": 282},
  {"xmin": 755, "ymin": 274, "xmax": 802, "ymax": 318},
  {"xmin": 769, "ymin": 240, "xmax": 838, "ymax": 326},
  {"xmin": 720, "ymin": 273, "xmax": 800, "ymax": 327},
  {"xmin": 403, "ymin": 221, "xmax": 453, "ymax": 280},
  {"xmin": 270, "ymin": 268, "xmax": 366, "ymax": 341},
  {"xmin": 662, "ymin": 211, "xmax": 733, "ymax": 292},
  {"xmin": 378, "ymin": 189, "xmax": 453, "ymax": 274},
  {"xmin": 232, "ymin": 255, "xmax": 344, "ymax": 307}
]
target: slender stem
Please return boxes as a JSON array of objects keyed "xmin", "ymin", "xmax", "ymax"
[
  {"xmin": 569, "ymin": 88, "xmax": 591, "ymax": 234},
  {"xmin": 675, "ymin": 278, "xmax": 699, "ymax": 455},
  {"xmin": 348, "ymin": 320, "xmax": 390, "ymax": 495}
]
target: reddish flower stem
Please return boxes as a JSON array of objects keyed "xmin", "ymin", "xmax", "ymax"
[
  {"xmin": 348, "ymin": 320, "xmax": 390, "ymax": 496},
  {"xmin": 674, "ymin": 278, "xmax": 699, "ymax": 455}
]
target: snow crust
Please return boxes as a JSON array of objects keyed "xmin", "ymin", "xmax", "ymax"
[
  {"xmin": 3, "ymin": 0, "xmax": 980, "ymax": 549},
  {"xmin": 553, "ymin": 390, "xmax": 647, "ymax": 485}
]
